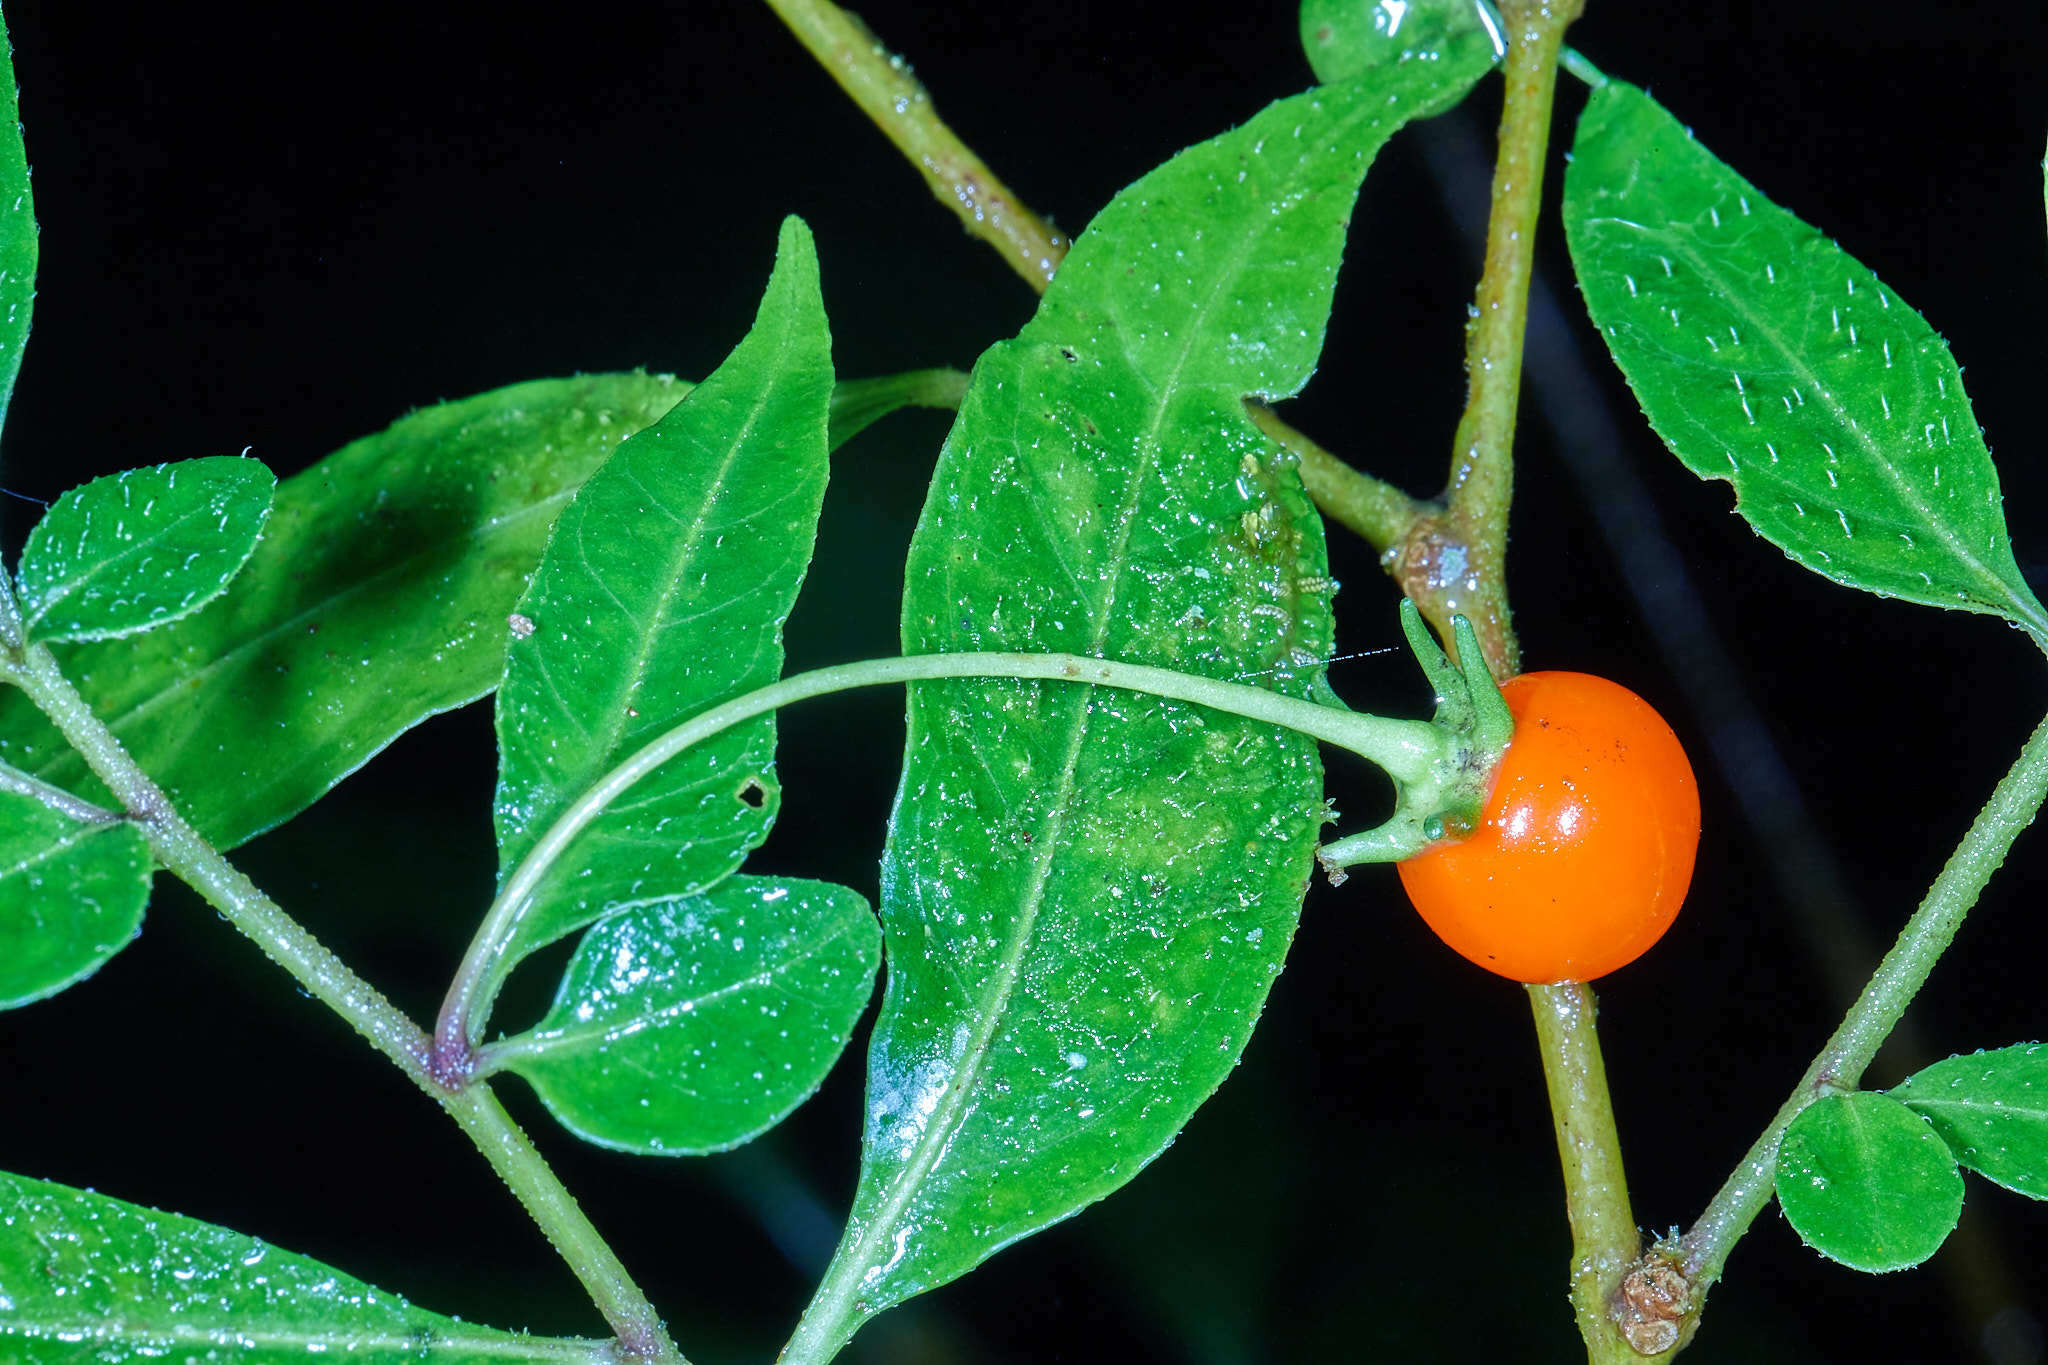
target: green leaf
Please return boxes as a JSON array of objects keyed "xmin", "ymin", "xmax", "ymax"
[
  {"xmin": 0, "ymin": 372, "xmax": 692, "ymax": 850},
  {"xmin": 492, "ymin": 876, "xmax": 878, "ymax": 1155},
  {"xmin": 793, "ymin": 56, "xmax": 1493, "ymax": 1354},
  {"xmin": 0, "ymin": 10, "xmax": 35, "ymax": 435},
  {"xmin": 16, "ymin": 457, "xmax": 275, "ymax": 643},
  {"xmin": 0, "ymin": 1170, "xmax": 602, "ymax": 1363},
  {"xmin": 1564, "ymin": 81, "xmax": 2048, "ymax": 635},
  {"xmin": 1776, "ymin": 1091, "xmax": 1964, "ymax": 1273},
  {"xmin": 0, "ymin": 792, "xmax": 150, "ymax": 1008},
  {"xmin": 1892, "ymin": 1043, "xmax": 2048, "ymax": 1200},
  {"xmin": 484, "ymin": 218, "xmax": 834, "ymax": 1018},
  {"xmin": 1300, "ymin": 0, "xmax": 1499, "ymax": 84}
]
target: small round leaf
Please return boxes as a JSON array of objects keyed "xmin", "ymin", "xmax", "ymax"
[
  {"xmin": 1892, "ymin": 1044, "xmax": 2048, "ymax": 1200},
  {"xmin": 1776, "ymin": 1091, "xmax": 1963, "ymax": 1273},
  {"xmin": 17, "ymin": 456, "xmax": 275, "ymax": 643},
  {"xmin": 498, "ymin": 875, "xmax": 879, "ymax": 1156}
]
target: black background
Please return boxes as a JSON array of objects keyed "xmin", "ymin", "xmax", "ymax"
[{"xmin": 2, "ymin": 2, "xmax": 2046, "ymax": 1362}]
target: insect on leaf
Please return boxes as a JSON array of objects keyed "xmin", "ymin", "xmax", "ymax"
[
  {"xmin": 787, "ymin": 42, "xmax": 1496, "ymax": 1357},
  {"xmin": 1564, "ymin": 80, "xmax": 2048, "ymax": 636}
]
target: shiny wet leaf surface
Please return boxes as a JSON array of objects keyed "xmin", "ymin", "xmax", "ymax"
[
  {"xmin": 1890, "ymin": 1043, "xmax": 2048, "ymax": 1201},
  {"xmin": 17, "ymin": 457, "xmax": 275, "ymax": 644},
  {"xmin": 0, "ymin": 792, "xmax": 149, "ymax": 1009},
  {"xmin": 1565, "ymin": 81, "xmax": 2048, "ymax": 634},
  {"xmin": 1300, "ymin": 0, "xmax": 1498, "ymax": 85},
  {"xmin": 0, "ymin": 1172, "xmax": 604, "ymax": 1363},
  {"xmin": 486, "ymin": 218, "xmax": 835, "ymax": 1014},
  {"xmin": 793, "ymin": 49, "xmax": 1493, "ymax": 1355},
  {"xmin": 0, "ymin": 12, "xmax": 34, "ymax": 429},
  {"xmin": 499, "ymin": 876, "xmax": 878, "ymax": 1156},
  {"xmin": 0, "ymin": 372, "xmax": 691, "ymax": 850},
  {"xmin": 1776, "ymin": 1090, "xmax": 1963, "ymax": 1273}
]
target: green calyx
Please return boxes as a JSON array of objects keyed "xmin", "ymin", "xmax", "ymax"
[{"xmin": 1316, "ymin": 599, "xmax": 1514, "ymax": 871}]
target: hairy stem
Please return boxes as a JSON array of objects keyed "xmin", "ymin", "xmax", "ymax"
[
  {"xmin": 1391, "ymin": 0, "xmax": 1578, "ymax": 676},
  {"xmin": 757, "ymin": 0, "xmax": 1425, "ymax": 555},
  {"xmin": 1672, "ymin": 707, "xmax": 2048, "ymax": 1338},
  {"xmin": 440, "ymin": 649, "xmax": 1450, "ymax": 1051},
  {"xmin": 0, "ymin": 639, "xmax": 686, "ymax": 1365},
  {"xmin": 1246, "ymin": 400, "xmax": 1429, "ymax": 555},
  {"xmin": 1429, "ymin": 6, "xmax": 1646, "ymax": 1359},
  {"xmin": 759, "ymin": 0, "xmax": 1067, "ymax": 290},
  {"xmin": 1530, "ymin": 981, "xmax": 1641, "ymax": 1363}
]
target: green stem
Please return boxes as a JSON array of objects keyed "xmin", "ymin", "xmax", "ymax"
[
  {"xmin": 0, "ymin": 639, "xmax": 686, "ymax": 1365},
  {"xmin": 827, "ymin": 367, "xmax": 969, "ymax": 449},
  {"xmin": 759, "ymin": 0, "xmax": 1423, "ymax": 594},
  {"xmin": 1674, "ymin": 707, "xmax": 2048, "ymax": 1324},
  {"xmin": 439, "ymin": 650, "xmax": 1449, "ymax": 1051},
  {"xmin": 759, "ymin": 0, "xmax": 1068, "ymax": 290},
  {"xmin": 1529, "ymin": 981, "xmax": 1640, "ymax": 1364},
  {"xmin": 1423, "ymin": 8, "xmax": 1645, "ymax": 1360},
  {"xmin": 1245, "ymin": 400, "xmax": 1429, "ymax": 555},
  {"xmin": 1392, "ymin": 0, "xmax": 1578, "ymax": 676}
]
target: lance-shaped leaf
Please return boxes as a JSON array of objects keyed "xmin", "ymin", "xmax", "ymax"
[
  {"xmin": 789, "ymin": 54, "xmax": 1494, "ymax": 1356},
  {"xmin": 1564, "ymin": 80, "xmax": 2048, "ymax": 635},
  {"xmin": 0, "ymin": 368, "xmax": 942, "ymax": 855},
  {"xmin": 1300, "ymin": 0, "xmax": 1500, "ymax": 85},
  {"xmin": 0, "ymin": 1170, "xmax": 603, "ymax": 1363},
  {"xmin": 487, "ymin": 876, "xmax": 879, "ymax": 1155},
  {"xmin": 1776, "ymin": 1091, "xmax": 1963, "ymax": 1273},
  {"xmin": 0, "ymin": 791, "xmax": 150, "ymax": 1008},
  {"xmin": 1891, "ymin": 1043, "xmax": 2048, "ymax": 1200},
  {"xmin": 0, "ymin": 372, "xmax": 693, "ymax": 850},
  {"xmin": 481, "ymin": 218, "xmax": 834, "ymax": 1026},
  {"xmin": 0, "ymin": 10, "xmax": 36, "ymax": 434},
  {"xmin": 15, "ymin": 457, "xmax": 275, "ymax": 644}
]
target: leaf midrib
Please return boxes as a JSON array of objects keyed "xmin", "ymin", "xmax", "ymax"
[
  {"xmin": 1590, "ymin": 198, "xmax": 2037, "ymax": 624},
  {"xmin": 0, "ymin": 1315, "xmax": 602, "ymax": 1361},
  {"xmin": 25, "ymin": 486, "xmax": 258, "ymax": 629},
  {"xmin": 25, "ymin": 484, "xmax": 578, "ymax": 785},
  {"xmin": 516, "ymin": 321, "xmax": 796, "ymax": 867},
  {"xmin": 837, "ymin": 93, "xmax": 1371, "ymax": 1295},
  {"xmin": 512, "ymin": 908, "xmax": 864, "ymax": 1062}
]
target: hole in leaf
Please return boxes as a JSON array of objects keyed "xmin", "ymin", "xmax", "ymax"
[{"xmin": 738, "ymin": 776, "xmax": 768, "ymax": 809}]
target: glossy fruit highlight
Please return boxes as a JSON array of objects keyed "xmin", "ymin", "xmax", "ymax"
[{"xmin": 1396, "ymin": 671, "xmax": 1699, "ymax": 983}]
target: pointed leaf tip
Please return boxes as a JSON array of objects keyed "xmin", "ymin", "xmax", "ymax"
[
  {"xmin": 1565, "ymin": 80, "xmax": 2047, "ymax": 635},
  {"xmin": 483, "ymin": 228, "xmax": 836, "ymax": 1029},
  {"xmin": 793, "ymin": 54, "xmax": 1495, "ymax": 1353}
]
